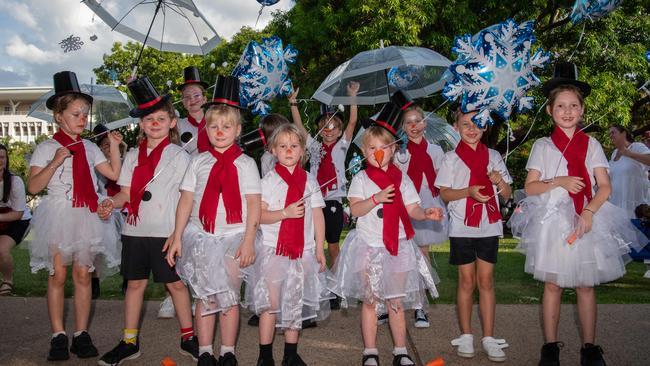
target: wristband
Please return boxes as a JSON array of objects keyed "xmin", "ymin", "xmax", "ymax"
[
  {"xmin": 371, "ymin": 194, "xmax": 379, "ymax": 205},
  {"xmin": 583, "ymin": 208, "xmax": 595, "ymax": 215},
  {"xmin": 289, "ymin": 102, "xmax": 298, "ymax": 106}
]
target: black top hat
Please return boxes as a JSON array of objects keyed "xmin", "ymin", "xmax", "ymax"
[
  {"xmin": 362, "ymin": 101, "xmax": 403, "ymax": 141},
  {"xmin": 92, "ymin": 123, "xmax": 110, "ymax": 144},
  {"xmin": 390, "ymin": 90, "xmax": 414, "ymax": 110},
  {"xmin": 239, "ymin": 128, "xmax": 267, "ymax": 152},
  {"xmin": 46, "ymin": 71, "xmax": 93, "ymax": 110},
  {"xmin": 542, "ymin": 62, "xmax": 591, "ymax": 98},
  {"xmin": 177, "ymin": 66, "xmax": 209, "ymax": 91},
  {"xmin": 128, "ymin": 76, "xmax": 171, "ymax": 118},
  {"xmin": 202, "ymin": 75, "xmax": 245, "ymax": 110},
  {"xmin": 316, "ymin": 103, "xmax": 339, "ymax": 125}
]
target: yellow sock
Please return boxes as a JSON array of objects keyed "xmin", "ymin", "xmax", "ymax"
[{"xmin": 123, "ymin": 328, "xmax": 138, "ymax": 344}]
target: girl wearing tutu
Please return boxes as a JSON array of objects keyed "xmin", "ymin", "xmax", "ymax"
[
  {"xmin": 249, "ymin": 123, "xmax": 336, "ymax": 366},
  {"xmin": 27, "ymin": 71, "xmax": 122, "ymax": 361},
  {"xmin": 336, "ymin": 102, "xmax": 441, "ymax": 366},
  {"xmin": 509, "ymin": 62, "xmax": 645, "ymax": 366},
  {"xmin": 435, "ymin": 109, "xmax": 512, "ymax": 362},
  {"xmin": 97, "ymin": 76, "xmax": 197, "ymax": 365},
  {"xmin": 166, "ymin": 75, "xmax": 259, "ymax": 366}
]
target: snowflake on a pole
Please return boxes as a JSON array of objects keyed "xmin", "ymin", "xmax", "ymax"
[
  {"xmin": 443, "ymin": 19, "xmax": 551, "ymax": 128},
  {"xmin": 571, "ymin": 0, "xmax": 623, "ymax": 24},
  {"xmin": 59, "ymin": 34, "xmax": 84, "ymax": 53}
]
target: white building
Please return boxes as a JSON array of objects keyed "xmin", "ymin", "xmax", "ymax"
[{"xmin": 0, "ymin": 87, "xmax": 57, "ymax": 144}]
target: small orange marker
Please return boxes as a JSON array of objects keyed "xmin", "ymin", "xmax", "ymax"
[
  {"xmin": 425, "ymin": 357, "xmax": 445, "ymax": 366},
  {"xmin": 161, "ymin": 357, "xmax": 176, "ymax": 366},
  {"xmin": 567, "ymin": 232, "xmax": 577, "ymax": 245},
  {"xmin": 373, "ymin": 149, "xmax": 385, "ymax": 166}
]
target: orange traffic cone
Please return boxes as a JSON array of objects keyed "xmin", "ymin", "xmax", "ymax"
[{"xmin": 425, "ymin": 357, "xmax": 445, "ymax": 366}]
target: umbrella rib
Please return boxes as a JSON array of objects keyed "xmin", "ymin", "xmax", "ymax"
[
  {"xmin": 173, "ymin": 3, "xmax": 204, "ymax": 54},
  {"xmin": 114, "ymin": 0, "xmax": 151, "ymax": 31},
  {"xmin": 159, "ymin": 4, "xmax": 166, "ymax": 50}
]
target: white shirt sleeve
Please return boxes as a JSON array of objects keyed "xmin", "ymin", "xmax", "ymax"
[
  {"xmin": 630, "ymin": 142, "xmax": 650, "ymax": 167},
  {"xmin": 308, "ymin": 175, "xmax": 326, "ymax": 208},
  {"xmin": 401, "ymin": 174, "xmax": 421, "ymax": 205},
  {"xmin": 29, "ymin": 141, "xmax": 52, "ymax": 168},
  {"xmin": 179, "ymin": 156, "xmax": 198, "ymax": 192},
  {"xmin": 8, "ymin": 176, "xmax": 27, "ymax": 212},
  {"xmin": 490, "ymin": 149, "xmax": 513, "ymax": 184},
  {"xmin": 431, "ymin": 144, "xmax": 445, "ymax": 172},
  {"xmin": 589, "ymin": 138, "xmax": 609, "ymax": 169},
  {"xmin": 241, "ymin": 157, "xmax": 262, "ymax": 195},
  {"xmin": 434, "ymin": 153, "xmax": 454, "ymax": 188},
  {"xmin": 117, "ymin": 149, "xmax": 137, "ymax": 187},
  {"xmin": 526, "ymin": 139, "xmax": 545, "ymax": 173},
  {"xmin": 87, "ymin": 142, "xmax": 107, "ymax": 167},
  {"xmin": 347, "ymin": 173, "xmax": 365, "ymax": 199}
]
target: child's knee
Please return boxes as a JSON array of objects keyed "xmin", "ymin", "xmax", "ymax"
[
  {"xmin": 477, "ymin": 274, "xmax": 494, "ymax": 292},
  {"xmin": 575, "ymin": 286, "xmax": 594, "ymax": 296},
  {"xmin": 458, "ymin": 276, "xmax": 476, "ymax": 293},
  {"xmin": 166, "ymin": 280, "xmax": 188, "ymax": 293},
  {"xmin": 127, "ymin": 279, "xmax": 147, "ymax": 292}
]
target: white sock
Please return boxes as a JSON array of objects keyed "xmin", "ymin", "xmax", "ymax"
[
  {"xmin": 199, "ymin": 345, "xmax": 213, "ymax": 356},
  {"xmin": 73, "ymin": 330, "xmax": 86, "ymax": 337},
  {"xmin": 52, "ymin": 331, "xmax": 66, "ymax": 339},
  {"xmin": 220, "ymin": 345, "xmax": 235, "ymax": 356},
  {"xmin": 363, "ymin": 348, "xmax": 379, "ymax": 366},
  {"xmin": 393, "ymin": 347, "xmax": 414, "ymax": 365}
]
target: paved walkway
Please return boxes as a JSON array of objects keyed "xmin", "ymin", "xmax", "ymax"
[{"xmin": 0, "ymin": 297, "xmax": 648, "ymax": 365}]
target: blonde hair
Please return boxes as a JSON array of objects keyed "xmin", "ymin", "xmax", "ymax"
[
  {"xmin": 317, "ymin": 113, "xmax": 343, "ymax": 131},
  {"xmin": 362, "ymin": 125, "xmax": 395, "ymax": 148},
  {"xmin": 204, "ymin": 104, "xmax": 242, "ymax": 128},
  {"xmin": 136, "ymin": 100, "xmax": 179, "ymax": 144},
  {"xmin": 52, "ymin": 94, "xmax": 91, "ymax": 124},
  {"xmin": 402, "ymin": 105, "xmax": 425, "ymax": 120},
  {"xmin": 268, "ymin": 123, "xmax": 308, "ymax": 166}
]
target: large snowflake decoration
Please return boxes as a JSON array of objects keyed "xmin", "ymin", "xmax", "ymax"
[
  {"xmin": 232, "ymin": 36, "xmax": 298, "ymax": 116},
  {"xmin": 571, "ymin": 0, "xmax": 622, "ymax": 24},
  {"xmin": 59, "ymin": 34, "xmax": 84, "ymax": 53},
  {"xmin": 443, "ymin": 19, "xmax": 551, "ymax": 128}
]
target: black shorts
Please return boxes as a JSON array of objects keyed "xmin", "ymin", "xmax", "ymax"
[
  {"xmin": 0, "ymin": 219, "xmax": 30, "ymax": 245},
  {"xmin": 449, "ymin": 236, "xmax": 499, "ymax": 265},
  {"xmin": 323, "ymin": 200, "xmax": 344, "ymax": 244},
  {"xmin": 121, "ymin": 235, "xmax": 180, "ymax": 283}
]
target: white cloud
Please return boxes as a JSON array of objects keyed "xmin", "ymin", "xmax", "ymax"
[
  {"xmin": 5, "ymin": 36, "xmax": 56, "ymax": 65},
  {"xmin": 0, "ymin": 1, "xmax": 39, "ymax": 29}
]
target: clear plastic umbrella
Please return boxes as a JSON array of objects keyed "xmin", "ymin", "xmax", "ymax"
[{"xmin": 313, "ymin": 46, "xmax": 452, "ymax": 106}]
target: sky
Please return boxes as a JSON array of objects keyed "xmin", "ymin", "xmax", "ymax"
[{"xmin": 0, "ymin": 0, "xmax": 294, "ymax": 87}]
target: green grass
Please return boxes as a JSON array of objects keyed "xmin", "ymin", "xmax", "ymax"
[{"xmin": 8, "ymin": 234, "xmax": 650, "ymax": 304}]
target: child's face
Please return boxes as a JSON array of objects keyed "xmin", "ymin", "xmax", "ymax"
[
  {"xmin": 320, "ymin": 118, "xmax": 342, "ymax": 145},
  {"xmin": 206, "ymin": 115, "xmax": 241, "ymax": 151},
  {"xmin": 402, "ymin": 109, "xmax": 426, "ymax": 140},
  {"xmin": 99, "ymin": 138, "xmax": 111, "ymax": 159},
  {"xmin": 454, "ymin": 111, "xmax": 484, "ymax": 146},
  {"xmin": 55, "ymin": 99, "xmax": 90, "ymax": 136},
  {"xmin": 181, "ymin": 84, "xmax": 207, "ymax": 114},
  {"xmin": 547, "ymin": 90, "xmax": 584, "ymax": 130},
  {"xmin": 272, "ymin": 132, "xmax": 304, "ymax": 168},
  {"xmin": 362, "ymin": 135, "xmax": 395, "ymax": 169},
  {"xmin": 140, "ymin": 109, "xmax": 177, "ymax": 141}
]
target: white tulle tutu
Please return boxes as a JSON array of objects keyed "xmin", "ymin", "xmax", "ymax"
[
  {"xmin": 413, "ymin": 186, "xmax": 449, "ymax": 246},
  {"xmin": 28, "ymin": 196, "xmax": 121, "ymax": 276},
  {"xmin": 509, "ymin": 194, "xmax": 646, "ymax": 288},
  {"xmin": 244, "ymin": 241, "xmax": 340, "ymax": 330},
  {"xmin": 333, "ymin": 230, "xmax": 439, "ymax": 314},
  {"xmin": 176, "ymin": 222, "xmax": 253, "ymax": 316}
]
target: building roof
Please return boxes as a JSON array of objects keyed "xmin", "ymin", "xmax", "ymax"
[{"xmin": 0, "ymin": 87, "xmax": 50, "ymax": 101}]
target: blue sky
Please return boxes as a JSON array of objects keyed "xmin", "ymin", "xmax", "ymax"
[{"xmin": 0, "ymin": 0, "xmax": 293, "ymax": 87}]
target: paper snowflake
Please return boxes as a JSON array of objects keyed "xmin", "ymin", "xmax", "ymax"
[
  {"xmin": 571, "ymin": 0, "xmax": 623, "ymax": 24},
  {"xmin": 443, "ymin": 19, "xmax": 550, "ymax": 128},
  {"xmin": 59, "ymin": 34, "xmax": 84, "ymax": 53}
]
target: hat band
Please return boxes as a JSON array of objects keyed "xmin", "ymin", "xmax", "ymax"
[
  {"xmin": 138, "ymin": 96, "xmax": 163, "ymax": 109},
  {"xmin": 400, "ymin": 101, "xmax": 413, "ymax": 110},
  {"xmin": 258, "ymin": 128, "xmax": 267, "ymax": 146},
  {"xmin": 184, "ymin": 79, "xmax": 201, "ymax": 84},
  {"xmin": 211, "ymin": 98, "xmax": 240, "ymax": 107},
  {"xmin": 374, "ymin": 120, "xmax": 397, "ymax": 135}
]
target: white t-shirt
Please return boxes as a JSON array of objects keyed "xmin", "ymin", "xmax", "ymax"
[
  {"xmin": 177, "ymin": 118, "xmax": 199, "ymax": 155},
  {"xmin": 309, "ymin": 137, "xmax": 350, "ymax": 201},
  {"xmin": 608, "ymin": 142, "xmax": 650, "ymax": 216},
  {"xmin": 260, "ymin": 169, "xmax": 325, "ymax": 250},
  {"xmin": 0, "ymin": 175, "xmax": 31, "ymax": 220},
  {"xmin": 394, "ymin": 140, "xmax": 445, "ymax": 192},
  {"xmin": 180, "ymin": 152, "xmax": 261, "ymax": 236},
  {"xmin": 435, "ymin": 148, "xmax": 512, "ymax": 238},
  {"xmin": 348, "ymin": 169, "xmax": 421, "ymax": 247},
  {"xmin": 30, "ymin": 139, "xmax": 106, "ymax": 198},
  {"xmin": 118, "ymin": 143, "xmax": 190, "ymax": 238},
  {"xmin": 260, "ymin": 150, "xmax": 276, "ymax": 177}
]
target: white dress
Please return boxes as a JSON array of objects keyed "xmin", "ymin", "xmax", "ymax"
[{"xmin": 608, "ymin": 142, "xmax": 650, "ymax": 218}]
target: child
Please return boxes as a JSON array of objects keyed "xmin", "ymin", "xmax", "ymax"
[
  {"xmin": 434, "ymin": 108, "xmax": 512, "ymax": 362},
  {"xmin": 509, "ymin": 62, "xmax": 645, "ymax": 366},
  {"xmin": 97, "ymin": 76, "xmax": 197, "ymax": 365},
  {"xmin": 247, "ymin": 123, "xmax": 337, "ymax": 366},
  {"xmin": 393, "ymin": 93, "xmax": 449, "ymax": 328},
  {"xmin": 335, "ymin": 102, "xmax": 442, "ymax": 366},
  {"xmin": 166, "ymin": 75, "xmax": 260, "ymax": 366},
  {"xmin": 177, "ymin": 66, "xmax": 210, "ymax": 155},
  {"xmin": 27, "ymin": 71, "xmax": 122, "ymax": 361}
]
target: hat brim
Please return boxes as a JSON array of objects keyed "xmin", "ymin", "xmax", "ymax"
[
  {"xmin": 542, "ymin": 78, "xmax": 591, "ymax": 98},
  {"xmin": 177, "ymin": 81, "xmax": 209, "ymax": 91},
  {"xmin": 361, "ymin": 118, "xmax": 404, "ymax": 144},
  {"xmin": 46, "ymin": 92, "xmax": 93, "ymax": 110},
  {"xmin": 129, "ymin": 94, "xmax": 171, "ymax": 118},
  {"xmin": 201, "ymin": 100, "xmax": 246, "ymax": 110}
]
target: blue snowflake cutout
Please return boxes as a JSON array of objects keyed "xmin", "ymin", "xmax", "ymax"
[
  {"xmin": 645, "ymin": 51, "xmax": 650, "ymax": 63},
  {"xmin": 443, "ymin": 19, "xmax": 551, "ymax": 128},
  {"xmin": 387, "ymin": 65, "xmax": 424, "ymax": 89},
  {"xmin": 571, "ymin": 0, "xmax": 623, "ymax": 24},
  {"xmin": 232, "ymin": 35, "xmax": 298, "ymax": 116}
]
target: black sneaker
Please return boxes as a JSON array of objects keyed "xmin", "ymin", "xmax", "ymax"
[
  {"xmin": 392, "ymin": 354, "xmax": 414, "ymax": 366},
  {"xmin": 47, "ymin": 333, "xmax": 69, "ymax": 361},
  {"xmin": 98, "ymin": 340, "xmax": 140, "ymax": 365},
  {"xmin": 198, "ymin": 352, "xmax": 218, "ymax": 366},
  {"xmin": 92, "ymin": 277, "xmax": 101, "ymax": 299},
  {"xmin": 256, "ymin": 357, "xmax": 275, "ymax": 366},
  {"xmin": 70, "ymin": 331, "xmax": 98, "ymax": 358},
  {"xmin": 217, "ymin": 352, "xmax": 238, "ymax": 366},
  {"xmin": 329, "ymin": 296, "xmax": 341, "ymax": 310},
  {"xmin": 180, "ymin": 336, "xmax": 199, "ymax": 361},
  {"xmin": 539, "ymin": 342, "xmax": 563, "ymax": 366},
  {"xmin": 281, "ymin": 353, "xmax": 307, "ymax": 366},
  {"xmin": 377, "ymin": 313, "xmax": 389, "ymax": 325},
  {"xmin": 362, "ymin": 354, "xmax": 380, "ymax": 366},
  {"xmin": 301, "ymin": 319, "xmax": 317, "ymax": 329},
  {"xmin": 580, "ymin": 343, "xmax": 606, "ymax": 366},
  {"xmin": 414, "ymin": 309, "xmax": 430, "ymax": 328},
  {"xmin": 248, "ymin": 314, "xmax": 260, "ymax": 326}
]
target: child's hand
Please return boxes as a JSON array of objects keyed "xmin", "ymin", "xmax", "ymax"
[
  {"xmin": 424, "ymin": 207, "xmax": 443, "ymax": 221},
  {"xmin": 97, "ymin": 199, "xmax": 113, "ymax": 220},
  {"xmin": 107, "ymin": 130, "xmax": 123, "ymax": 147},
  {"xmin": 235, "ymin": 242, "xmax": 256, "ymax": 268},
  {"xmin": 346, "ymin": 81, "xmax": 360, "ymax": 97},
  {"xmin": 578, "ymin": 210, "xmax": 594, "ymax": 235},
  {"xmin": 375, "ymin": 184, "xmax": 395, "ymax": 204},
  {"xmin": 488, "ymin": 170, "xmax": 504, "ymax": 186},
  {"xmin": 288, "ymin": 86, "xmax": 299, "ymax": 103},
  {"xmin": 316, "ymin": 250, "xmax": 327, "ymax": 272},
  {"xmin": 468, "ymin": 185, "xmax": 490, "ymax": 203},
  {"xmin": 164, "ymin": 236, "xmax": 182, "ymax": 267},
  {"xmin": 52, "ymin": 147, "xmax": 71, "ymax": 166},
  {"xmin": 555, "ymin": 176, "xmax": 586, "ymax": 194},
  {"xmin": 283, "ymin": 201, "xmax": 305, "ymax": 219}
]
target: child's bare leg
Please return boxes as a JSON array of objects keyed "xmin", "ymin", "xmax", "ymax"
[
  {"xmin": 259, "ymin": 311, "xmax": 276, "ymax": 345},
  {"xmin": 361, "ymin": 302, "xmax": 378, "ymax": 348},
  {"xmin": 195, "ymin": 302, "xmax": 216, "ymax": 347},
  {"xmin": 47, "ymin": 254, "xmax": 67, "ymax": 333},
  {"xmin": 219, "ymin": 305, "xmax": 240, "ymax": 348},
  {"xmin": 387, "ymin": 299, "xmax": 406, "ymax": 348},
  {"xmin": 166, "ymin": 280, "xmax": 192, "ymax": 329},
  {"xmin": 542, "ymin": 282, "xmax": 563, "ymax": 342},
  {"xmin": 284, "ymin": 328, "xmax": 299, "ymax": 344},
  {"xmin": 71, "ymin": 262, "xmax": 92, "ymax": 332},
  {"xmin": 457, "ymin": 262, "xmax": 477, "ymax": 334},
  {"xmin": 575, "ymin": 286, "xmax": 596, "ymax": 344},
  {"xmin": 124, "ymin": 279, "xmax": 147, "ymax": 329},
  {"xmin": 476, "ymin": 258, "xmax": 495, "ymax": 337},
  {"xmin": 328, "ymin": 243, "xmax": 340, "ymax": 265}
]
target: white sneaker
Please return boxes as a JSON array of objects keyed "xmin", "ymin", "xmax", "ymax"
[
  {"xmin": 644, "ymin": 270, "xmax": 650, "ymax": 279},
  {"xmin": 157, "ymin": 296, "xmax": 175, "ymax": 319},
  {"xmin": 414, "ymin": 309, "xmax": 430, "ymax": 328},
  {"xmin": 451, "ymin": 334, "xmax": 475, "ymax": 358},
  {"xmin": 482, "ymin": 336, "xmax": 509, "ymax": 362}
]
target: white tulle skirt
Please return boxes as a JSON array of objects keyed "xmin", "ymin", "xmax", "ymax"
[
  {"xmin": 412, "ymin": 186, "xmax": 449, "ymax": 246},
  {"xmin": 176, "ymin": 222, "xmax": 252, "ymax": 316},
  {"xmin": 28, "ymin": 196, "xmax": 121, "ymax": 276},
  {"xmin": 244, "ymin": 240, "xmax": 340, "ymax": 330},
  {"xmin": 509, "ymin": 194, "xmax": 646, "ymax": 288},
  {"xmin": 333, "ymin": 230, "xmax": 439, "ymax": 314}
]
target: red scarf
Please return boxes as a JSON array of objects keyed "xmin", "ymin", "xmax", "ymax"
[
  {"xmin": 455, "ymin": 141, "xmax": 502, "ymax": 227},
  {"xmin": 275, "ymin": 163, "xmax": 307, "ymax": 259},
  {"xmin": 406, "ymin": 139, "xmax": 439, "ymax": 196},
  {"xmin": 199, "ymin": 144, "xmax": 243, "ymax": 233},
  {"xmin": 53, "ymin": 131, "xmax": 98, "ymax": 213},
  {"xmin": 316, "ymin": 142, "xmax": 337, "ymax": 195},
  {"xmin": 105, "ymin": 180, "xmax": 120, "ymax": 197},
  {"xmin": 550, "ymin": 127, "xmax": 592, "ymax": 214},
  {"xmin": 187, "ymin": 115, "xmax": 210, "ymax": 153},
  {"xmin": 365, "ymin": 163, "xmax": 414, "ymax": 256},
  {"xmin": 126, "ymin": 137, "xmax": 170, "ymax": 225}
]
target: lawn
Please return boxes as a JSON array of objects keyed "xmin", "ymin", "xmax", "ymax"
[{"xmin": 8, "ymin": 234, "xmax": 650, "ymax": 304}]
